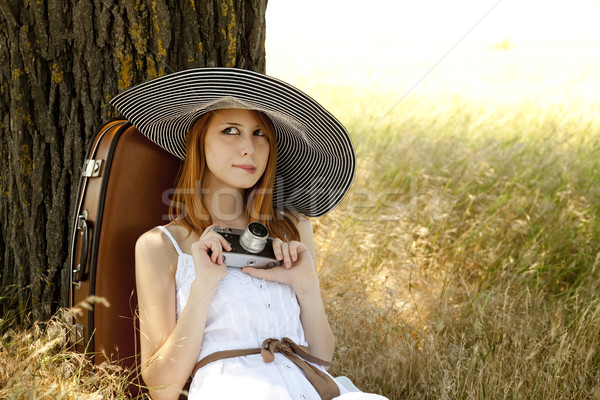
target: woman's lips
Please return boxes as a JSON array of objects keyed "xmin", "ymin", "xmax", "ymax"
[{"xmin": 234, "ymin": 165, "xmax": 256, "ymax": 173}]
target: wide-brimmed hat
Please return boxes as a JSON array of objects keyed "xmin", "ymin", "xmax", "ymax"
[{"xmin": 110, "ymin": 67, "xmax": 355, "ymax": 217}]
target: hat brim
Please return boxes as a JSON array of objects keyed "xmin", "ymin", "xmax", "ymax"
[{"xmin": 110, "ymin": 67, "xmax": 355, "ymax": 217}]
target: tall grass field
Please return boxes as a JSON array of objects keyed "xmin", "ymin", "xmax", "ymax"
[{"xmin": 2, "ymin": 43, "xmax": 600, "ymax": 399}]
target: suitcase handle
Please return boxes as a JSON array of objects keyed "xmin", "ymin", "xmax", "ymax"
[{"xmin": 73, "ymin": 212, "xmax": 90, "ymax": 286}]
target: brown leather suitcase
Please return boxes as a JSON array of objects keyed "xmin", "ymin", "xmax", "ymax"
[{"xmin": 68, "ymin": 119, "xmax": 181, "ymax": 393}]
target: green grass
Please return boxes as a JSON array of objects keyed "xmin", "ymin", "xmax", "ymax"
[{"xmin": 2, "ymin": 44, "xmax": 600, "ymax": 399}]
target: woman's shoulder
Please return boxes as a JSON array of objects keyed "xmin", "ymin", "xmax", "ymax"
[
  {"xmin": 135, "ymin": 224, "xmax": 183, "ymax": 275},
  {"xmin": 288, "ymin": 213, "xmax": 314, "ymax": 245},
  {"xmin": 293, "ymin": 213, "xmax": 312, "ymax": 229},
  {"xmin": 137, "ymin": 225, "xmax": 170, "ymax": 251},
  {"xmin": 281, "ymin": 209, "xmax": 309, "ymax": 225},
  {"xmin": 139, "ymin": 221, "xmax": 198, "ymax": 254}
]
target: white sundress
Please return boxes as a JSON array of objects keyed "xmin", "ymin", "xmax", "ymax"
[{"xmin": 157, "ymin": 226, "xmax": 388, "ymax": 400}]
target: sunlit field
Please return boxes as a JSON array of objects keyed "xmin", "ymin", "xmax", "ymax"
[
  {"xmin": 305, "ymin": 43, "xmax": 600, "ymax": 399},
  {"xmin": 2, "ymin": 34, "xmax": 600, "ymax": 400}
]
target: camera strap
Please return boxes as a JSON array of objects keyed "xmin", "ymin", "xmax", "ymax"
[{"xmin": 191, "ymin": 337, "xmax": 340, "ymax": 400}]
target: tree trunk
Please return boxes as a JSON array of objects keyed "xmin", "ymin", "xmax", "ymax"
[{"xmin": 0, "ymin": 0, "xmax": 267, "ymax": 325}]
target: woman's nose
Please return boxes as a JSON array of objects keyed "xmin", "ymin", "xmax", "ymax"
[{"xmin": 239, "ymin": 137, "xmax": 255, "ymax": 156}]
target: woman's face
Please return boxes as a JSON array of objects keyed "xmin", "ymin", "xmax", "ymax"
[{"xmin": 202, "ymin": 108, "xmax": 271, "ymax": 191}]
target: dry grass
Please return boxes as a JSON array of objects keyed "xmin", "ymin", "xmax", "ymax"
[
  {"xmin": 0, "ymin": 306, "xmax": 140, "ymax": 399},
  {"xmin": 309, "ymin": 45, "xmax": 600, "ymax": 398},
  {"xmin": 2, "ymin": 45, "xmax": 600, "ymax": 399},
  {"xmin": 314, "ymin": 99, "xmax": 600, "ymax": 398}
]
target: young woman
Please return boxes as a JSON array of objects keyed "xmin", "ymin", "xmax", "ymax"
[{"xmin": 111, "ymin": 68, "xmax": 387, "ymax": 400}]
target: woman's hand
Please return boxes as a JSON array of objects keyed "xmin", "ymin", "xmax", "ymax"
[
  {"xmin": 190, "ymin": 224, "xmax": 231, "ymax": 287},
  {"xmin": 241, "ymin": 238, "xmax": 319, "ymax": 294},
  {"xmin": 242, "ymin": 235, "xmax": 335, "ymax": 362}
]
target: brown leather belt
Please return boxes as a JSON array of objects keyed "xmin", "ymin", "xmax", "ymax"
[{"xmin": 192, "ymin": 337, "xmax": 341, "ymax": 400}]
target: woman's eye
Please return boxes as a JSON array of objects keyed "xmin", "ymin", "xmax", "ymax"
[
  {"xmin": 254, "ymin": 129, "xmax": 265, "ymax": 137},
  {"xmin": 223, "ymin": 126, "xmax": 240, "ymax": 135}
]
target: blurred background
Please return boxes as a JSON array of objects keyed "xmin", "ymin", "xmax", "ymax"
[
  {"xmin": 266, "ymin": 0, "xmax": 599, "ymax": 113},
  {"xmin": 263, "ymin": 2, "xmax": 600, "ymax": 398}
]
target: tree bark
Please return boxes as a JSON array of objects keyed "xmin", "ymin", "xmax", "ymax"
[{"xmin": 0, "ymin": 0, "xmax": 267, "ymax": 325}]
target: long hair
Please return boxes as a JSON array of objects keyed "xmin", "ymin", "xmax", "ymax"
[{"xmin": 169, "ymin": 109, "xmax": 300, "ymax": 241}]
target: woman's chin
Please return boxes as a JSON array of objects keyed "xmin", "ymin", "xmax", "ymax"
[{"xmin": 230, "ymin": 179, "xmax": 261, "ymax": 190}]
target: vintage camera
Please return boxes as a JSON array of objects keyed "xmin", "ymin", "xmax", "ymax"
[{"xmin": 213, "ymin": 222, "xmax": 280, "ymax": 269}]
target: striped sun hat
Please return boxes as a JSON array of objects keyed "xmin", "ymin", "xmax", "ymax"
[{"xmin": 110, "ymin": 67, "xmax": 355, "ymax": 217}]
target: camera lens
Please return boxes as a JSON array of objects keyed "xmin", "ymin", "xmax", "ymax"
[
  {"xmin": 249, "ymin": 222, "xmax": 268, "ymax": 237},
  {"xmin": 240, "ymin": 222, "xmax": 269, "ymax": 254}
]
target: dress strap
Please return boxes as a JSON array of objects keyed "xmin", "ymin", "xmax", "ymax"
[{"xmin": 156, "ymin": 226, "xmax": 184, "ymax": 256}]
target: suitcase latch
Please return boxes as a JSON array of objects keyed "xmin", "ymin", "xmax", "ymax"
[
  {"xmin": 67, "ymin": 323, "xmax": 85, "ymax": 347},
  {"xmin": 83, "ymin": 159, "xmax": 103, "ymax": 177}
]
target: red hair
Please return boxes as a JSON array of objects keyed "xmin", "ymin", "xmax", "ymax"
[{"xmin": 169, "ymin": 110, "xmax": 300, "ymax": 241}]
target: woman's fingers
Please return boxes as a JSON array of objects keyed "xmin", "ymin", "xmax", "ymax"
[
  {"xmin": 242, "ymin": 266, "xmax": 284, "ymax": 282},
  {"xmin": 273, "ymin": 239, "xmax": 291, "ymax": 268},
  {"xmin": 219, "ymin": 234, "xmax": 232, "ymax": 252},
  {"xmin": 199, "ymin": 225, "xmax": 232, "ymax": 252},
  {"xmin": 289, "ymin": 241, "xmax": 299, "ymax": 262},
  {"xmin": 272, "ymin": 239, "xmax": 306, "ymax": 268},
  {"xmin": 192, "ymin": 226, "xmax": 236, "ymax": 265},
  {"xmin": 207, "ymin": 238, "xmax": 223, "ymax": 264},
  {"xmin": 272, "ymin": 238, "xmax": 283, "ymax": 262},
  {"xmin": 192, "ymin": 237, "xmax": 220, "ymax": 264},
  {"xmin": 281, "ymin": 242, "xmax": 291, "ymax": 268}
]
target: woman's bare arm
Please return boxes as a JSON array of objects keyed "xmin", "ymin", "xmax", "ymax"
[
  {"xmin": 135, "ymin": 227, "xmax": 227, "ymax": 400},
  {"xmin": 293, "ymin": 217, "xmax": 335, "ymax": 363}
]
